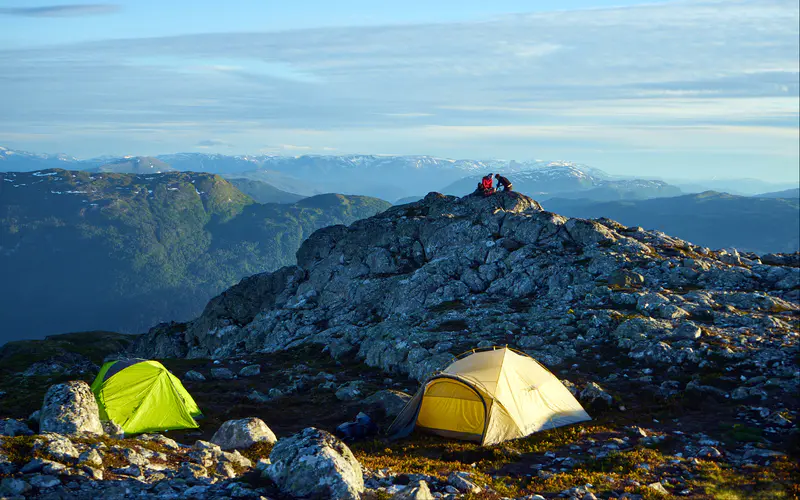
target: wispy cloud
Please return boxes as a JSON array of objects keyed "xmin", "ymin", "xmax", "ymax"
[
  {"xmin": 0, "ymin": 4, "xmax": 120, "ymax": 17},
  {"xmin": 0, "ymin": 0, "xmax": 797, "ymax": 179},
  {"xmin": 196, "ymin": 139, "xmax": 231, "ymax": 148}
]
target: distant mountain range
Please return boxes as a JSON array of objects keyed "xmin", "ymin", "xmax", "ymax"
[
  {"xmin": 440, "ymin": 165, "xmax": 683, "ymax": 201},
  {"xmin": 754, "ymin": 188, "xmax": 799, "ymax": 199},
  {"xmin": 2, "ymin": 146, "xmax": 686, "ymax": 202},
  {"xmin": 0, "ymin": 168, "xmax": 389, "ymax": 341},
  {"xmin": 545, "ymin": 191, "xmax": 800, "ymax": 254}
]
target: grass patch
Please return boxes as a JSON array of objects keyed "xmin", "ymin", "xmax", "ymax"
[
  {"xmin": 240, "ymin": 441, "xmax": 274, "ymax": 464},
  {"xmin": 719, "ymin": 423, "xmax": 764, "ymax": 445}
]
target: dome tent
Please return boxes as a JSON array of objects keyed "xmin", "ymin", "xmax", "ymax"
[
  {"xmin": 387, "ymin": 347, "xmax": 590, "ymax": 446},
  {"xmin": 91, "ymin": 358, "xmax": 202, "ymax": 435}
]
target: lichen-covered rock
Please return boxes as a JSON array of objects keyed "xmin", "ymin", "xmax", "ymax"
[
  {"xmin": 39, "ymin": 381, "xmax": 103, "ymax": 436},
  {"xmin": 32, "ymin": 435, "xmax": 79, "ymax": 464},
  {"xmin": 211, "ymin": 417, "xmax": 277, "ymax": 450},
  {"xmin": 265, "ymin": 427, "xmax": 364, "ymax": 500}
]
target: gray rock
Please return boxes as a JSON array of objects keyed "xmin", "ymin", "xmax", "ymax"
[
  {"xmin": 112, "ymin": 464, "xmax": 142, "ymax": 477},
  {"xmin": 336, "ymin": 381, "xmax": 366, "ymax": 401},
  {"xmin": 39, "ymin": 381, "xmax": 104, "ymax": 436},
  {"xmin": 579, "ymin": 382, "xmax": 613, "ymax": 407},
  {"xmin": 210, "ymin": 417, "xmax": 277, "ymax": 450},
  {"xmin": 179, "ymin": 462, "xmax": 208, "ymax": 480},
  {"xmin": 27, "ymin": 474, "xmax": 61, "ymax": 489},
  {"xmin": 447, "ymin": 472, "xmax": 481, "ymax": 493},
  {"xmin": 361, "ymin": 389, "xmax": 412, "ymax": 417},
  {"xmin": 674, "ymin": 322, "xmax": 702, "ymax": 340},
  {"xmin": 78, "ymin": 449, "xmax": 103, "ymax": 468},
  {"xmin": 210, "ymin": 367, "xmax": 235, "ymax": 380},
  {"xmin": 102, "ymin": 420, "xmax": 125, "ymax": 439},
  {"xmin": 647, "ymin": 482, "xmax": 670, "ymax": 495},
  {"xmin": 697, "ymin": 446, "xmax": 723, "ymax": 458},
  {"xmin": 0, "ymin": 418, "xmax": 33, "ymax": 437},
  {"xmin": 608, "ymin": 269, "xmax": 645, "ymax": 288},
  {"xmin": 265, "ymin": 427, "xmax": 364, "ymax": 500},
  {"xmin": 33, "ymin": 434, "xmax": 79, "ymax": 462},
  {"xmin": 238, "ymin": 364, "xmax": 261, "ymax": 377},
  {"xmin": 183, "ymin": 485, "xmax": 210, "ymax": 498},
  {"xmin": 0, "ymin": 450, "xmax": 17, "ymax": 475},
  {"xmin": 184, "ymin": 370, "xmax": 206, "ymax": 382},
  {"xmin": 0, "ymin": 477, "xmax": 31, "ymax": 496},
  {"xmin": 392, "ymin": 480, "xmax": 435, "ymax": 499}
]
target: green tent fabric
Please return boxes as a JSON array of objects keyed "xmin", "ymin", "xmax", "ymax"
[{"xmin": 91, "ymin": 359, "xmax": 202, "ymax": 434}]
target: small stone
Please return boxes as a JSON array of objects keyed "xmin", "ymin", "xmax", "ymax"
[
  {"xmin": 28, "ymin": 475, "xmax": 61, "ymax": 489},
  {"xmin": 0, "ymin": 418, "xmax": 33, "ymax": 437},
  {"xmin": 112, "ymin": 464, "xmax": 142, "ymax": 477},
  {"xmin": 447, "ymin": 472, "xmax": 481, "ymax": 493},
  {"xmin": 674, "ymin": 322, "xmax": 702, "ymax": 340},
  {"xmin": 336, "ymin": 381, "xmax": 366, "ymax": 401},
  {"xmin": 184, "ymin": 370, "xmax": 206, "ymax": 382},
  {"xmin": 216, "ymin": 462, "xmax": 236, "ymax": 478},
  {"xmin": 697, "ymin": 446, "xmax": 722, "ymax": 458},
  {"xmin": 211, "ymin": 367, "xmax": 235, "ymax": 380},
  {"xmin": 193, "ymin": 440, "xmax": 222, "ymax": 452},
  {"xmin": 648, "ymin": 482, "xmax": 670, "ymax": 495},
  {"xmin": 183, "ymin": 485, "xmax": 210, "ymax": 498},
  {"xmin": 580, "ymin": 382, "xmax": 613, "ymax": 406},
  {"xmin": 0, "ymin": 477, "xmax": 31, "ymax": 496},
  {"xmin": 102, "ymin": 420, "xmax": 125, "ymax": 438},
  {"xmin": 392, "ymin": 480, "xmax": 435, "ymax": 499},
  {"xmin": 179, "ymin": 462, "xmax": 208, "ymax": 479},
  {"xmin": 238, "ymin": 365, "xmax": 261, "ymax": 377}
]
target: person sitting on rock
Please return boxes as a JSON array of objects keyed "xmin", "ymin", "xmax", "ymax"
[
  {"xmin": 476, "ymin": 173, "xmax": 496, "ymax": 196},
  {"xmin": 494, "ymin": 173, "xmax": 513, "ymax": 192}
]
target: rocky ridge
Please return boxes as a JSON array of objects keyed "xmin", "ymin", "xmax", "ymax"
[{"xmin": 134, "ymin": 191, "xmax": 798, "ymax": 394}]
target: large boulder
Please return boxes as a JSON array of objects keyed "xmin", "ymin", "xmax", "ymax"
[
  {"xmin": 210, "ymin": 418, "xmax": 277, "ymax": 450},
  {"xmin": 265, "ymin": 427, "xmax": 364, "ymax": 500},
  {"xmin": 39, "ymin": 381, "xmax": 103, "ymax": 436},
  {"xmin": 361, "ymin": 389, "xmax": 412, "ymax": 417}
]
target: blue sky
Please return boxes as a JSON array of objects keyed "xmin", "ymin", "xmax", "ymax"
[{"xmin": 0, "ymin": 0, "xmax": 798, "ymax": 181}]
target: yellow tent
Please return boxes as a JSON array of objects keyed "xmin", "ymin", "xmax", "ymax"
[{"xmin": 387, "ymin": 347, "xmax": 591, "ymax": 445}]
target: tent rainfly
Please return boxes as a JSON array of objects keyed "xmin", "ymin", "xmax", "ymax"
[
  {"xmin": 387, "ymin": 347, "xmax": 591, "ymax": 446},
  {"xmin": 91, "ymin": 358, "xmax": 202, "ymax": 435}
]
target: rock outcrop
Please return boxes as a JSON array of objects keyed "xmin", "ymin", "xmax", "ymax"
[
  {"xmin": 131, "ymin": 191, "xmax": 797, "ymax": 402},
  {"xmin": 265, "ymin": 427, "xmax": 364, "ymax": 500},
  {"xmin": 39, "ymin": 381, "xmax": 104, "ymax": 436}
]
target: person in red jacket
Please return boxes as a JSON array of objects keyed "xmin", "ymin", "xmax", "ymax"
[{"xmin": 476, "ymin": 173, "xmax": 496, "ymax": 196}]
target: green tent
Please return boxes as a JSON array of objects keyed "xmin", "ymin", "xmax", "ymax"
[{"xmin": 91, "ymin": 358, "xmax": 202, "ymax": 434}]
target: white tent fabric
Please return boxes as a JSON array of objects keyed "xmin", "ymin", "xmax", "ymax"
[{"xmin": 388, "ymin": 347, "xmax": 591, "ymax": 446}]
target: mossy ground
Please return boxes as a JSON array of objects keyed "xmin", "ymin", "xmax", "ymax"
[{"xmin": 1, "ymin": 334, "xmax": 797, "ymax": 498}]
